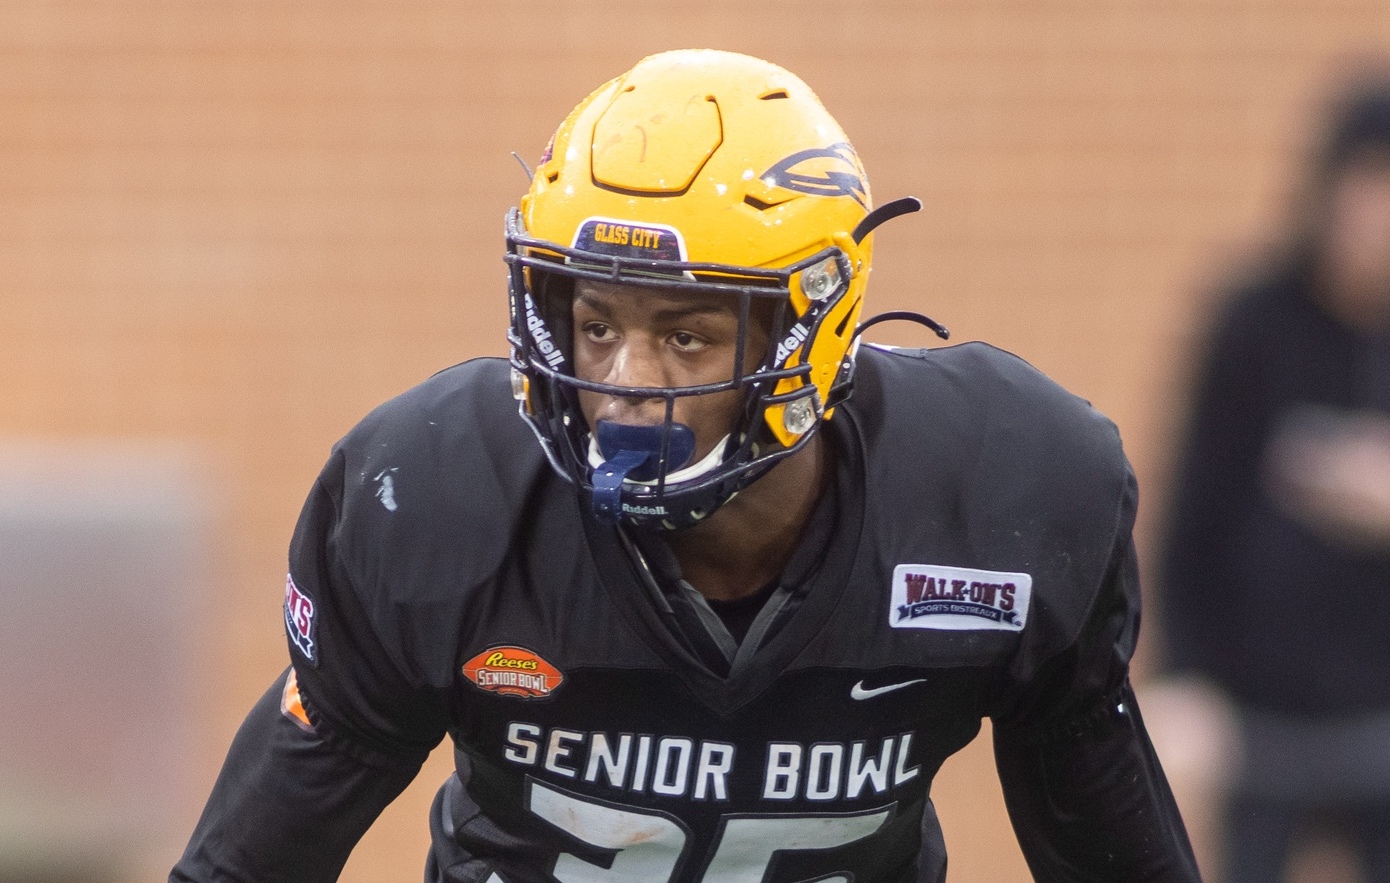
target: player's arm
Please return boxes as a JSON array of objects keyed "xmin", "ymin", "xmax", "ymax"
[
  {"xmin": 172, "ymin": 454, "xmax": 449, "ymax": 882},
  {"xmin": 990, "ymin": 473, "xmax": 1202, "ymax": 882},
  {"xmin": 169, "ymin": 669, "xmax": 422, "ymax": 883},
  {"xmin": 992, "ymin": 676, "xmax": 1200, "ymax": 881}
]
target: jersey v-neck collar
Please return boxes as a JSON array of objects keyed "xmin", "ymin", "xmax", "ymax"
[
  {"xmin": 581, "ymin": 413, "xmax": 867, "ymax": 712},
  {"xmin": 624, "ymin": 475, "xmax": 840, "ymax": 678}
]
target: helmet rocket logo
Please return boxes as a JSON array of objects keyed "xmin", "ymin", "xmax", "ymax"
[{"xmin": 760, "ymin": 143, "xmax": 868, "ymax": 207}]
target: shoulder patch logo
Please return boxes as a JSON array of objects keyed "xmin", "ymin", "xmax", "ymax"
[
  {"xmin": 463, "ymin": 645, "xmax": 564, "ymax": 699},
  {"xmin": 284, "ymin": 572, "xmax": 318, "ymax": 664},
  {"xmin": 889, "ymin": 564, "xmax": 1032, "ymax": 632}
]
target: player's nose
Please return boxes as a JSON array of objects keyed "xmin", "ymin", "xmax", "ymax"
[
  {"xmin": 603, "ymin": 336, "xmax": 669, "ymax": 391},
  {"xmin": 597, "ymin": 340, "xmax": 667, "ymax": 422}
]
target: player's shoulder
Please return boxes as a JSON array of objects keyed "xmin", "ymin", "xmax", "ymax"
[
  {"xmin": 853, "ymin": 341, "xmax": 1123, "ymax": 467},
  {"xmin": 348, "ymin": 356, "xmax": 528, "ymax": 440},
  {"xmin": 317, "ymin": 357, "xmax": 552, "ymax": 554},
  {"xmin": 857, "ymin": 338, "xmax": 1074, "ymax": 395},
  {"xmin": 289, "ymin": 359, "xmax": 559, "ymax": 686},
  {"xmin": 333, "ymin": 357, "xmax": 542, "ymax": 478},
  {"xmin": 847, "ymin": 344, "xmax": 1135, "ymax": 668},
  {"xmin": 295, "ymin": 358, "xmax": 562, "ymax": 656}
]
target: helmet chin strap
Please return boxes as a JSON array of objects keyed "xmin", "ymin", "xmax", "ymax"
[{"xmin": 588, "ymin": 421, "xmax": 730, "ymax": 521}]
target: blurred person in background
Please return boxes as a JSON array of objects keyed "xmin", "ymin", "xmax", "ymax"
[{"xmin": 1160, "ymin": 75, "xmax": 1390, "ymax": 883}]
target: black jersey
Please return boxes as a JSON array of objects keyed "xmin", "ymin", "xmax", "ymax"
[{"xmin": 172, "ymin": 344, "xmax": 1200, "ymax": 883}]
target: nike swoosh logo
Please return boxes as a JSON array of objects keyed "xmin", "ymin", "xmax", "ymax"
[{"xmin": 850, "ymin": 678, "xmax": 928, "ymax": 700}]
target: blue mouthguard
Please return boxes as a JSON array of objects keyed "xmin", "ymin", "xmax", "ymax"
[{"xmin": 590, "ymin": 420, "xmax": 696, "ymax": 520}]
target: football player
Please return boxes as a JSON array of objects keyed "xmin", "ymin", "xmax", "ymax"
[{"xmin": 172, "ymin": 49, "xmax": 1201, "ymax": 882}]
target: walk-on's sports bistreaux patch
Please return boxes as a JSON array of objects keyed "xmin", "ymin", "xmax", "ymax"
[{"xmin": 889, "ymin": 563, "xmax": 1032, "ymax": 632}]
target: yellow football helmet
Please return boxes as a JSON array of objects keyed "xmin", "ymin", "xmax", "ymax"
[{"xmin": 506, "ymin": 49, "xmax": 927, "ymax": 528}]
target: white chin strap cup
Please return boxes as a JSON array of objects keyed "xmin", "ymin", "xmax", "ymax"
[{"xmin": 588, "ymin": 433, "xmax": 732, "ymax": 486}]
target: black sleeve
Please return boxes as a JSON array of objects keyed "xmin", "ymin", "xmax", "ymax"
[
  {"xmin": 991, "ymin": 474, "xmax": 1203, "ymax": 882},
  {"xmin": 172, "ymin": 446, "xmax": 453, "ymax": 882},
  {"xmin": 285, "ymin": 453, "xmax": 450, "ymax": 763},
  {"xmin": 993, "ymin": 679, "xmax": 1200, "ymax": 882},
  {"xmin": 169, "ymin": 670, "xmax": 421, "ymax": 883}
]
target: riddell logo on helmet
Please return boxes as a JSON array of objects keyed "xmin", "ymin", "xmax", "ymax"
[
  {"xmin": 523, "ymin": 294, "xmax": 565, "ymax": 370},
  {"xmin": 775, "ymin": 322, "xmax": 811, "ymax": 366},
  {"xmin": 463, "ymin": 646, "xmax": 564, "ymax": 699}
]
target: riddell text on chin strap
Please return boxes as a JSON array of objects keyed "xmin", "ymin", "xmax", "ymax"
[{"xmin": 590, "ymin": 421, "xmax": 696, "ymax": 521}]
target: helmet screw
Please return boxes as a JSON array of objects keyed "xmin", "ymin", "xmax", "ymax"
[
  {"xmin": 801, "ymin": 258, "xmax": 841, "ymax": 302},
  {"xmin": 510, "ymin": 368, "xmax": 528, "ymax": 401},
  {"xmin": 782, "ymin": 396, "xmax": 818, "ymax": 436}
]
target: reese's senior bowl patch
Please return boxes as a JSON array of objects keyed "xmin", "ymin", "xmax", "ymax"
[
  {"xmin": 889, "ymin": 563, "xmax": 1032, "ymax": 632},
  {"xmin": 463, "ymin": 646, "xmax": 564, "ymax": 699}
]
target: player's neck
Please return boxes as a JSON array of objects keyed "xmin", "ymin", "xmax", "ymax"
[{"xmin": 665, "ymin": 434, "xmax": 829, "ymax": 603}]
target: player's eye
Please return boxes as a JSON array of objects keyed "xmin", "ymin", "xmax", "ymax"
[
  {"xmin": 583, "ymin": 322, "xmax": 617, "ymax": 343},
  {"xmin": 668, "ymin": 331, "xmax": 709, "ymax": 352}
]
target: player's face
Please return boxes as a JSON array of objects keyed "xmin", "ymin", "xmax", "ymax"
[{"xmin": 571, "ymin": 279, "xmax": 768, "ymax": 462}]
